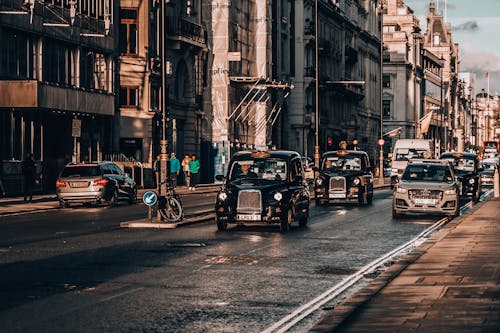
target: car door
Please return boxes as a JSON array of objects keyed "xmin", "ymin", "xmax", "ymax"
[
  {"xmin": 290, "ymin": 157, "xmax": 309, "ymax": 216},
  {"xmin": 110, "ymin": 163, "xmax": 129, "ymax": 197}
]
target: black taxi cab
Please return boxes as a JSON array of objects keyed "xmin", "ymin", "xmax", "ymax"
[
  {"xmin": 214, "ymin": 150, "xmax": 310, "ymax": 232},
  {"xmin": 313, "ymin": 150, "xmax": 374, "ymax": 206},
  {"xmin": 440, "ymin": 152, "xmax": 482, "ymax": 203}
]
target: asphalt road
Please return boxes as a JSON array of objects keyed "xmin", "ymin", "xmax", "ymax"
[{"xmin": 0, "ymin": 188, "xmax": 474, "ymax": 333}]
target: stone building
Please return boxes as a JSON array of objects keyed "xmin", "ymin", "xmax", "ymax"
[
  {"xmin": 288, "ymin": 0, "xmax": 382, "ymax": 161},
  {"xmin": 0, "ymin": 0, "xmax": 116, "ymax": 193},
  {"xmin": 381, "ymin": 0, "xmax": 423, "ymax": 151}
]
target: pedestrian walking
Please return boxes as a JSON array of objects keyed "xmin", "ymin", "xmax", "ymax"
[
  {"xmin": 181, "ymin": 154, "xmax": 191, "ymax": 187},
  {"xmin": 22, "ymin": 153, "xmax": 36, "ymax": 202},
  {"xmin": 169, "ymin": 152, "xmax": 181, "ymax": 188},
  {"xmin": 188, "ymin": 154, "xmax": 200, "ymax": 191}
]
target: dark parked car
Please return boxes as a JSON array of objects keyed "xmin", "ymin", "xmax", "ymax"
[
  {"xmin": 56, "ymin": 162, "xmax": 137, "ymax": 207},
  {"xmin": 440, "ymin": 152, "xmax": 482, "ymax": 203},
  {"xmin": 214, "ymin": 150, "xmax": 310, "ymax": 232},
  {"xmin": 314, "ymin": 150, "xmax": 374, "ymax": 206}
]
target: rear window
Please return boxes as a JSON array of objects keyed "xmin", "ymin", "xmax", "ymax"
[{"xmin": 61, "ymin": 166, "xmax": 101, "ymax": 177}]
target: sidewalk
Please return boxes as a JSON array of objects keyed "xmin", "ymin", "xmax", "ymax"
[
  {"xmin": 312, "ymin": 196, "xmax": 500, "ymax": 332},
  {"xmin": 0, "ymin": 183, "xmax": 221, "ymax": 217}
]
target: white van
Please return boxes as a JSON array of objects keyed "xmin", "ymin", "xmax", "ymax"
[{"xmin": 390, "ymin": 139, "xmax": 435, "ymax": 188}]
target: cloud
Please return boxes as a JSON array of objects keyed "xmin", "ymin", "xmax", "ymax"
[
  {"xmin": 460, "ymin": 45, "xmax": 500, "ymax": 72},
  {"xmin": 453, "ymin": 21, "xmax": 479, "ymax": 31}
]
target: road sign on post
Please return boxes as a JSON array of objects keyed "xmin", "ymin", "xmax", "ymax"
[{"xmin": 143, "ymin": 191, "xmax": 158, "ymax": 222}]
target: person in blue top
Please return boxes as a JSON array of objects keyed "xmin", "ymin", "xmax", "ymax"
[
  {"xmin": 169, "ymin": 152, "xmax": 181, "ymax": 188},
  {"xmin": 188, "ymin": 154, "xmax": 200, "ymax": 191}
]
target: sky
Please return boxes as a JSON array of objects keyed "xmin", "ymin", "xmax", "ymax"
[{"xmin": 404, "ymin": 0, "xmax": 500, "ymax": 94}]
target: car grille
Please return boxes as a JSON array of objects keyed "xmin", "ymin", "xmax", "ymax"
[
  {"xmin": 408, "ymin": 189, "xmax": 443, "ymax": 204},
  {"xmin": 329, "ymin": 177, "xmax": 346, "ymax": 192},
  {"xmin": 237, "ymin": 190, "xmax": 262, "ymax": 213}
]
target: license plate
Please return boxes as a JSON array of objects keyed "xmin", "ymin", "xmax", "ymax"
[
  {"xmin": 70, "ymin": 182, "xmax": 88, "ymax": 188},
  {"xmin": 415, "ymin": 198, "xmax": 436, "ymax": 205},
  {"xmin": 237, "ymin": 214, "xmax": 260, "ymax": 221},
  {"xmin": 329, "ymin": 193, "xmax": 346, "ymax": 199}
]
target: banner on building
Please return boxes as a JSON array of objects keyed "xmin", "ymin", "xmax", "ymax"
[
  {"xmin": 419, "ymin": 111, "xmax": 434, "ymax": 134},
  {"xmin": 384, "ymin": 127, "xmax": 402, "ymax": 137}
]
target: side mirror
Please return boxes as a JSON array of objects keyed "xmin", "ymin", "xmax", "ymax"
[{"xmin": 215, "ymin": 174, "xmax": 225, "ymax": 182}]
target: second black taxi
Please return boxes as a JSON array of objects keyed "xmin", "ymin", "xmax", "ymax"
[
  {"xmin": 215, "ymin": 150, "xmax": 310, "ymax": 232},
  {"xmin": 440, "ymin": 152, "xmax": 482, "ymax": 203},
  {"xmin": 314, "ymin": 150, "xmax": 374, "ymax": 206}
]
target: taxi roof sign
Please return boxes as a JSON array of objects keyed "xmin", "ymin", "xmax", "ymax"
[{"xmin": 251, "ymin": 151, "xmax": 271, "ymax": 158}]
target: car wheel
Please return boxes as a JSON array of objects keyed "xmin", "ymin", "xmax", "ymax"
[
  {"xmin": 107, "ymin": 189, "xmax": 118, "ymax": 207},
  {"xmin": 367, "ymin": 190, "xmax": 373, "ymax": 205},
  {"xmin": 358, "ymin": 189, "xmax": 365, "ymax": 206},
  {"xmin": 280, "ymin": 208, "xmax": 292, "ymax": 232},
  {"xmin": 216, "ymin": 216, "xmax": 227, "ymax": 231},
  {"xmin": 128, "ymin": 188, "xmax": 137, "ymax": 205},
  {"xmin": 392, "ymin": 207, "xmax": 403, "ymax": 218}
]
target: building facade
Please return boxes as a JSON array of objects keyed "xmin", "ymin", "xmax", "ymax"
[
  {"xmin": 0, "ymin": 0, "xmax": 117, "ymax": 193},
  {"xmin": 381, "ymin": 0, "xmax": 423, "ymax": 150},
  {"xmin": 288, "ymin": 0, "xmax": 382, "ymax": 162}
]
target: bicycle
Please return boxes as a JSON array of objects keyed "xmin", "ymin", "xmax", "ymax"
[{"xmin": 158, "ymin": 179, "xmax": 183, "ymax": 222}]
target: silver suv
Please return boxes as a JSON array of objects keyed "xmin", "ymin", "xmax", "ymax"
[
  {"xmin": 56, "ymin": 162, "xmax": 137, "ymax": 208},
  {"xmin": 392, "ymin": 159, "xmax": 460, "ymax": 218}
]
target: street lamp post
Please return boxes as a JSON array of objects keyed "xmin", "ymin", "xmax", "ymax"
[
  {"xmin": 378, "ymin": 2, "xmax": 384, "ymax": 185},
  {"xmin": 158, "ymin": 0, "xmax": 169, "ymax": 219},
  {"xmin": 314, "ymin": 0, "xmax": 320, "ymax": 168}
]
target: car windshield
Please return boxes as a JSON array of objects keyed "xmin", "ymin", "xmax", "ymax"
[
  {"xmin": 480, "ymin": 162, "xmax": 496, "ymax": 170},
  {"xmin": 322, "ymin": 155, "xmax": 362, "ymax": 173},
  {"xmin": 443, "ymin": 157, "xmax": 475, "ymax": 172},
  {"xmin": 402, "ymin": 164, "xmax": 453, "ymax": 182},
  {"xmin": 395, "ymin": 148, "xmax": 427, "ymax": 161},
  {"xmin": 61, "ymin": 166, "xmax": 100, "ymax": 177},
  {"xmin": 229, "ymin": 159, "xmax": 287, "ymax": 181}
]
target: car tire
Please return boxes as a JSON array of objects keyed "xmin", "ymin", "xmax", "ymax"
[
  {"xmin": 107, "ymin": 189, "xmax": 118, "ymax": 207},
  {"xmin": 367, "ymin": 190, "xmax": 373, "ymax": 205},
  {"xmin": 128, "ymin": 188, "xmax": 137, "ymax": 205},
  {"xmin": 298, "ymin": 211, "xmax": 308, "ymax": 227},
  {"xmin": 280, "ymin": 208, "xmax": 292, "ymax": 232},
  {"xmin": 392, "ymin": 207, "xmax": 403, "ymax": 218},
  {"xmin": 216, "ymin": 216, "xmax": 227, "ymax": 231},
  {"xmin": 358, "ymin": 189, "xmax": 365, "ymax": 206}
]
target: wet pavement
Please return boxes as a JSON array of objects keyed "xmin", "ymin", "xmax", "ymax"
[{"xmin": 312, "ymin": 196, "xmax": 500, "ymax": 333}]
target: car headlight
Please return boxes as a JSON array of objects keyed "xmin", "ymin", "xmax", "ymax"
[
  {"xmin": 396, "ymin": 187, "xmax": 407, "ymax": 194},
  {"xmin": 315, "ymin": 178, "xmax": 323, "ymax": 185},
  {"xmin": 353, "ymin": 178, "xmax": 360, "ymax": 185},
  {"xmin": 445, "ymin": 188, "xmax": 457, "ymax": 195},
  {"xmin": 218, "ymin": 192, "xmax": 228, "ymax": 201},
  {"xmin": 274, "ymin": 192, "xmax": 283, "ymax": 201},
  {"xmin": 468, "ymin": 178, "xmax": 475, "ymax": 184}
]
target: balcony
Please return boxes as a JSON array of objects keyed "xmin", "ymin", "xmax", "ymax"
[
  {"xmin": 166, "ymin": 17, "xmax": 207, "ymax": 50},
  {"xmin": 0, "ymin": 80, "xmax": 114, "ymax": 116}
]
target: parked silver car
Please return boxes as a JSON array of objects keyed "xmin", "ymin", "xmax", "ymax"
[
  {"xmin": 392, "ymin": 159, "xmax": 460, "ymax": 218},
  {"xmin": 56, "ymin": 162, "xmax": 137, "ymax": 208}
]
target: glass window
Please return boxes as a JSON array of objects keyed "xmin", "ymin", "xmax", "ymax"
[
  {"xmin": 322, "ymin": 155, "xmax": 362, "ymax": 173},
  {"xmin": 229, "ymin": 159, "xmax": 288, "ymax": 181},
  {"xmin": 120, "ymin": 87, "xmax": 139, "ymax": 107},
  {"xmin": 383, "ymin": 100, "xmax": 391, "ymax": 118},
  {"xmin": 120, "ymin": 9, "xmax": 138, "ymax": 54},
  {"xmin": 383, "ymin": 75, "xmax": 391, "ymax": 88},
  {"xmin": 61, "ymin": 166, "xmax": 100, "ymax": 177}
]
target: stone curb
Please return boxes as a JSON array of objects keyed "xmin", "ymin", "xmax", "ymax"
[{"xmin": 309, "ymin": 197, "xmax": 490, "ymax": 333}]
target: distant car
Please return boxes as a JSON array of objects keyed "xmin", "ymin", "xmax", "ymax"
[
  {"xmin": 479, "ymin": 160, "xmax": 498, "ymax": 187},
  {"xmin": 440, "ymin": 152, "xmax": 482, "ymax": 203},
  {"xmin": 392, "ymin": 159, "xmax": 460, "ymax": 218},
  {"xmin": 314, "ymin": 150, "xmax": 374, "ymax": 206},
  {"xmin": 214, "ymin": 150, "xmax": 310, "ymax": 232},
  {"xmin": 56, "ymin": 162, "xmax": 137, "ymax": 208}
]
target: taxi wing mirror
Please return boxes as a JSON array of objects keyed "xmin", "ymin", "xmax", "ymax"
[{"xmin": 215, "ymin": 175, "xmax": 225, "ymax": 182}]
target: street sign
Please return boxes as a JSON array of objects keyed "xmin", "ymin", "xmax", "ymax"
[
  {"xmin": 72, "ymin": 119, "xmax": 81, "ymax": 137},
  {"xmin": 143, "ymin": 191, "xmax": 158, "ymax": 206}
]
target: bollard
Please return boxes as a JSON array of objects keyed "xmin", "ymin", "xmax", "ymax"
[{"xmin": 494, "ymin": 167, "xmax": 500, "ymax": 198}]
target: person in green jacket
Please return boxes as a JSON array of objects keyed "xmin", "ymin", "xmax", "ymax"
[
  {"xmin": 169, "ymin": 152, "xmax": 181, "ymax": 188},
  {"xmin": 188, "ymin": 154, "xmax": 200, "ymax": 191}
]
